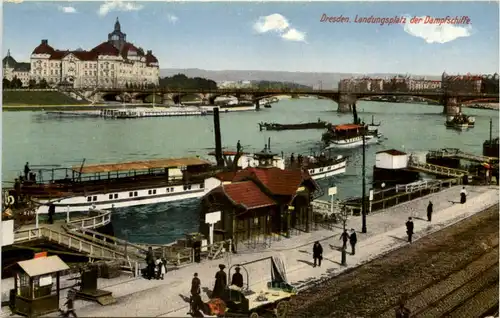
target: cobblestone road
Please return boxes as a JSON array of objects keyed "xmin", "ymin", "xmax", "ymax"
[{"xmin": 288, "ymin": 204, "xmax": 499, "ymax": 317}]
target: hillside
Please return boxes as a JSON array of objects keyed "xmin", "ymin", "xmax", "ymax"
[
  {"xmin": 3, "ymin": 91, "xmax": 87, "ymax": 106},
  {"xmin": 160, "ymin": 68, "xmax": 442, "ymax": 88}
]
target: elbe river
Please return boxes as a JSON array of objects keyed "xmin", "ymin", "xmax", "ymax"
[{"xmin": 3, "ymin": 99, "xmax": 498, "ymax": 243}]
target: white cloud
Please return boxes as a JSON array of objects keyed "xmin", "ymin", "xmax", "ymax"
[
  {"xmin": 59, "ymin": 6, "xmax": 77, "ymax": 14},
  {"xmin": 402, "ymin": 15, "xmax": 472, "ymax": 44},
  {"xmin": 167, "ymin": 14, "xmax": 178, "ymax": 24},
  {"xmin": 98, "ymin": 1, "xmax": 143, "ymax": 17},
  {"xmin": 253, "ymin": 13, "xmax": 306, "ymax": 42}
]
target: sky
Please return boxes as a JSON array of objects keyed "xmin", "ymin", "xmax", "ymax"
[{"xmin": 2, "ymin": 1, "xmax": 499, "ymax": 75}]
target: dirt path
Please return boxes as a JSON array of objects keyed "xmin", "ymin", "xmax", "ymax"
[{"xmin": 288, "ymin": 204, "xmax": 499, "ymax": 317}]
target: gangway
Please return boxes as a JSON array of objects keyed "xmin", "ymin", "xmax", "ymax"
[
  {"xmin": 428, "ymin": 148, "xmax": 496, "ymax": 163},
  {"xmin": 407, "ymin": 161, "xmax": 469, "ymax": 177}
]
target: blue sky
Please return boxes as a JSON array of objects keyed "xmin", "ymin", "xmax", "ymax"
[{"xmin": 3, "ymin": 1, "xmax": 499, "ymax": 75}]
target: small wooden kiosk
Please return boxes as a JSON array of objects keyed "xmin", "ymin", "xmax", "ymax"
[{"xmin": 13, "ymin": 255, "xmax": 69, "ymax": 317}]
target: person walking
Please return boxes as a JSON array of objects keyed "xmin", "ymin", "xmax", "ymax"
[
  {"xmin": 349, "ymin": 229, "xmax": 357, "ymax": 255},
  {"xmin": 48, "ymin": 203, "xmax": 55, "ymax": 224},
  {"xmin": 312, "ymin": 241, "xmax": 323, "ymax": 267},
  {"xmin": 190, "ymin": 273, "xmax": 201, "ymax": 315},
  {"xmin": 62, "ymin": 292, "xmax": 77, "ymax": 317},
  {"xmin": 426, "ymin": 201, "xmax": 433, "ymax": 222},
  {"xmin": 145, "ymin": 247, "xmax": 155, "ymax": 280},
  {"xmin": 460, "ymin": 187, "xmax": 467, "ymax": 204},
  {"xmin": 211, "ymin": 264, "xmax": 227, "ymax": 299},
  {"xmin": 340, "ymin": 229, "xmax": 350, "ymax": 250},
  {"xmin": 406, "ymin": 217, "xmax": 414, "ymax": 243}
]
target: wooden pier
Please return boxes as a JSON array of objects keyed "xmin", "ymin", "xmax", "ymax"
[
  {"xmin": 427, "ymin": 148, "xmax": 497, "ymax": 163},
  {"xmin": 7, "ymin": 209, "xmax": 230, "ymax": 277},
  {"xmin": 407, "ymin": 161, "xmax": 469, "ymax": 177}
]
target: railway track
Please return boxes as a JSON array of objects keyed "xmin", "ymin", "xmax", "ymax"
[
  {"xmin": 287, "ymin": 205, "xmax": 499, "ymax": 318},
  {"xmin": 376, "ymin": 247, "xmax": 499, "ymax": 317}
]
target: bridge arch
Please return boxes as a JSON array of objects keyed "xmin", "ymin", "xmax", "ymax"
[
  {"xmin": 133, "ymin": 93, "xmax": 164, "ymax": 103},
  {"xmin": 171, "ymin": 93, "xmax": 203, "ymax": 105},
  {"xmin": 101, "ymin": 93, "xmax": 120, "ymax": 102},
  {"xmin": 252, "ymin": 93, "xmax": 340, "ymax": 103}
]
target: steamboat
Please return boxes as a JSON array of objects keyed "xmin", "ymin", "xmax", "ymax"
[
  {"xmin": 321, "ymin": 105, "xmax": 382, "ymax": 149},
  {"xmin": 15, "ymin": 157, "xmax": 220, "ymax": 214},
  {"xmin": 445, "ymin": 113, "xmax": 475, "ymax": 130}
]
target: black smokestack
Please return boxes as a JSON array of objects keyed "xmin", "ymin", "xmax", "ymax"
[
  {"xmin": 352, "ymin": 103, "xmax": 358, "ymax": 124},
  {"xmin": 213, "ymin": 107, "xmax": 224, "ymax": 167}
]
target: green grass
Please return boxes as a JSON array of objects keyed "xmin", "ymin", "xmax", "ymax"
[{"xmin": 2, "ymin": 91, "xmax": 88, "ymax": 106}]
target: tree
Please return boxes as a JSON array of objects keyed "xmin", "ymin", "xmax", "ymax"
[
  {"xmin": 3, "ymin": 78, "xmax": 11, "ymax": 89},
  {"xmin": 11, "ymin": 76, "xmax": 22, "ymax": 89},
  {"xmin": 38, "ymin": 78, "xmax": 48, "ymax": 89},
  {"xmin": 28, "ymin": 79, "xmax": 37, "ymax": 89},
  {"xmin": 158, "ymin": 73, "xmax": 218, "ymax": 90}
]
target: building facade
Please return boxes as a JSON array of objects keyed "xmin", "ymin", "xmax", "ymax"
[
  {"xmin": 3, "ymin": 18, "xmax": 160, "ymax": 89},
  {"xmin": 2, "ymin": 50, "xmax": 31, "ymax": 87},
  {"xmin": 442, "ymin": 72, "xmax": 499, "ymax": 94}
]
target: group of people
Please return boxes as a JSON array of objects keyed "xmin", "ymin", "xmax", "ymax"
[
  {"xmin": 340, "ymin": 229, "xmax": 358, "ymax": 255},
  {"xmin": 189, "ymin": 264, "xmax": 244, "ymax": 315},
  {"xmin": 145, "ymin": 247, "xmax": 167, "ymax": 280}
]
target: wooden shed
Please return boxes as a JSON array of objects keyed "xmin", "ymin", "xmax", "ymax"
[
  {"xmin": 13, "ymin": 255, "xmax": 69, "ymax": 317},
  {"xmin": 375, "ymin": 149, "xmax": 408, "ymax": 170}
]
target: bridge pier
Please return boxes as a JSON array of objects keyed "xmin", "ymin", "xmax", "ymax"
[
  {"xmin": 255, "ymin": 100, "xmax": 260, "ymax": 111},
  {"xmin": 337, "ymin": 94, "xmax": 354, "ymax": 113},
  {"xmin": 443, "ymin": 97, "xmax": 461, "ymax": 115}
]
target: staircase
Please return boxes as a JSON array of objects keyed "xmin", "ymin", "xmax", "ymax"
[
  {"xmin": 407, "ymin": 161, "xmax": 469, "ymax": 178},
  {"xmin": 207, "ymin": 241, "xmax": 225, "ymax": 260}
]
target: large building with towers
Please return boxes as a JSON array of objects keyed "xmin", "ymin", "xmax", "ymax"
[{"xmin": 3, "ymin": 18, "xmax": 160, "ymax": 89}]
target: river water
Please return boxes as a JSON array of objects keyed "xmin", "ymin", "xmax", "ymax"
[{"xmin": 2, "ymin": 99, "xmax": 498, "ymax": 243}]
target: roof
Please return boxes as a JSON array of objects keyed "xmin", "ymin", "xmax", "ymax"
[
  {"xmin": 335, "ymin": 124, "xmax": 363, "ymax": 131},
  {"xmin": 222, "ymin": 181, "xmax": 276, "ymax": 210},
  {"xmin": 3, "ymin": 55, "xmax": 17, "ymax": 68},
  {"xmin": 91, "ymin": 42, "xmax": 120, "ymax": 56},
  {"xmin": 32, "ymin": 41, "xmax": 55, "ymax": 55},
  {"xmin": 233, "ymin": 167, "xmax": 312, "ymax": 196},
  {"xmin": 146, "ymin": 51, "xmax": 159, "ymax": 65},
  {"xmin": 73, "ymin": 157, "xmax": 212, "ymax": 174},
  {"xmin": 376, "ymin": 149, "xmax": 407, "ymax": 156},
  {"xmin": 18, "ymin": 255, "xmax": 69, "ymax": 277},
  {"xmin": 208, "ymin": 151, "xmax": 249, "ymax": 156},
  {"xmin": 13, "ymin": 62, "xmax": 31, "ymax": 72}
]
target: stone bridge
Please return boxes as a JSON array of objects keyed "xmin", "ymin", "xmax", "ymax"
[{"xmin": 74, "ymin": 88, "xmax": 500, "ymax": 115}]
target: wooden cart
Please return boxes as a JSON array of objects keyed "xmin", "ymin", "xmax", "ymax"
[{"xmin": 209, "ymin": 256, "xmax": 296, "ymax": 318}]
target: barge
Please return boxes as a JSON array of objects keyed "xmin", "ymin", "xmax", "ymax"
[
  {"xmin": 258, "ymin": 119, "xmax": 329, "ymax": 131},
  {"xmin": 322, "ymin": 123, "xmax": 381, "ymax": 149}
]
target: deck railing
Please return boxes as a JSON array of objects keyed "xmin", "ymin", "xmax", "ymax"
[{"xmin": 66, "ymin": 209, "xmax": 112, "ymax": 230}]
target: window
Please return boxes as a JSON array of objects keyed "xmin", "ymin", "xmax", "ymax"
[
  {"xmin": 134, "ymin": 191, "xmax": 138, "ymax": 197},
  {"xmin": 129, "ymin": 192, "xmax": 133, "ymax": 197},
  {"xmin": 114, "ymin": 194, "xmax": 118, "ymax": 199},
  {"xmin": 87, "ymin": 196, "xmax": 92, "ymax": 202},
  {"xmin": 170, "ymin": 187, "xmax": 174, "ymax": 192},
  {"xmin": 148, "ymin": 190, "xmax": 152, "ymax": 195},
  {"xmin": 93, "ymin": 196, "xmax": 97, "ymax": 201},
  {"xmin": 152, "ymin": 189, "xmax": 156, "ymax": 194},
  {"xmin": 109, "ymin": 194, "xmax": 113, "ymax": 200},
  {"xmin": 166, "ymin": 188, "xmax": 170, "ymax": 192},
  {"xmin": 200, "ymin": 183, "xmax": 204, "ymax": 189}
]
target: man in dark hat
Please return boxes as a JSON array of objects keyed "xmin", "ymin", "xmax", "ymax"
[
  {"xmin": 211, "ymin": 264, "xmax": 227, "ymax": 299},
  {"xmin": 460, "ymin": 187, "xmax": 467, "ymax": 204},
  {"xmin": 312, "ymin": 241, "xmax": 323, "ymax": 267},
  {"xmin": 189, "ymin": 273, "xmax": 201, "ymax": 315},
  {"xmin": 426, "ymin": 201, "xmax": 433, "ymax": 222},
  {"xmin": 24, "ymin": 162, "xmax": 30, "ymax": 181},
  {"xmin": 406, "ymin": 217, "xmax": 414, "ymax": 243},
  {"xmin": 349, "ymin": 229, "xmax": 357, "ymax": 255},
  {"xmin": 231, "ymin": 266, "xmax": 244, "ymax": 288}
]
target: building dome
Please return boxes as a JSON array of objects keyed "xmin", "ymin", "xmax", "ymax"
[{"xmin": 32, "ymin": 39, "xmax": 55, "ymax": 55}]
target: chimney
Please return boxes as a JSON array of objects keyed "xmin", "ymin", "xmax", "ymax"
[
  {"xmin": 147, "ymin": 50, "xmax": 152, "ymax": 55},
  {"xmin": 41, "ymin": 39, "xmax": 48, "ymax": 45}
]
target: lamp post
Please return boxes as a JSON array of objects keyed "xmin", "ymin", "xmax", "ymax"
[{"xmin": 361, "ymin": 129, "xmax": 367, "ymax": 233}]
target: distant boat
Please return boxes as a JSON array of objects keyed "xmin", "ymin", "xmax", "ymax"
[
  {"xmin": 445, "ymin": 113, "xmax": 475, "ymax": 130},
  {"xmin": 322, "ymin": 123, "xmax": 381, "ymax": 149},
  {"xmin": 259, "ymin": 120, "xmax": 329, "ymax": 131}
]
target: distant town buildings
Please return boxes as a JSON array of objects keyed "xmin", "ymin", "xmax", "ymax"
[
  {"xmin": 339, "ymin": 73, "xmax": 498, "ymax": 94},
  {"xmin": 2, "ymin": 18, "xmax": 159, "ymax": 89},
  {"xmin": 218, "ymin": 80, "xmax": 253, "ymax": 89}
]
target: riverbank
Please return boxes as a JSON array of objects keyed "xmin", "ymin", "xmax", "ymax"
[
  {"xmin": 3, "ymin": 91, "xmax": 87, "ymax": 107},
  {"xmin": 2, "ymin": 103, "xmax": 159, "ymax": 112},
  {"xmin": 0, "ymin": 185, "xmax": 494, "ymax": 317}
]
